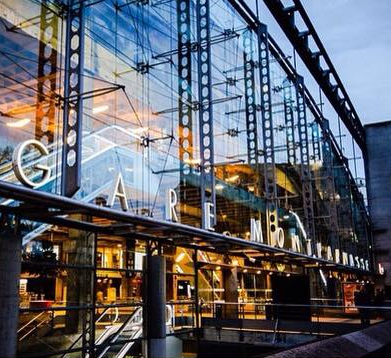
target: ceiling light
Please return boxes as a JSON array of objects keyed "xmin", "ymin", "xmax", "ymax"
[
  {"xmin": 257, "ymin": 270, "xmax": 261, "ymax": 274},
  {"xmin": 6, "ymin": 118, "xmax": 31, "ymax": 128},
  {"xmin": 215, "ymin": 183, "xmax": 224, "ymax": 190},
  {"xmin": 92, "ymin": 105, "xmax": 109, "ymax": 114}
]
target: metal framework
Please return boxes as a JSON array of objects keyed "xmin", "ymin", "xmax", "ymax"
[
  {"xmin": 262, "ymin": 0, "xmax": 366, "ymax": 150},
  {"xmin": 321, "ymin": 120, "xmax": 339, "ymax": 249},
  {"xmin": 35, "ymin": 1, "xmax": 59, "ymax": 144},
  {"xmin": 61, "ymin": 0, "xmax": 85, "ymax": 197},
  {"xmin": 282, "ymin": 77, "xmax": 296, "ymax": 165},
  {"xmin": 177, "ymin": 0, "xmax": 193, "ymax": 208},
  {"xmin": 257, "ymin": 23, "xmax": 278, "ymax": 242},
  {"xmin": 296, "ymin": 75, "xmax": 316, "ymax": 245},
  {"xmin": 0, "ymin": 180, "xmax": 368, "ymax": 273},
  {"xmin": 243, "ymin": 28, "xmax": 259, "ymax": 168},
  {"xmin": 311, "ymin": 121, "xmax": 321, "ymax": 162},
  {"xmin": 82, "ymin": 231, "xmax": 96, "ymax": 358},
  {"xmin": 196, "ymin": 0, "xmax": 216, "ymax": 229}
]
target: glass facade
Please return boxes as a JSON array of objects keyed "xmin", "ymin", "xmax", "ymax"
[{"xmin": 0, "ymin": 0, "xmax": 373, "ymax": 356}]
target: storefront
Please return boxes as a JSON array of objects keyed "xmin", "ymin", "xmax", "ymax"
[{"xmin": 0, "ymin": 0, "xmax": 373, "ymax": 357}]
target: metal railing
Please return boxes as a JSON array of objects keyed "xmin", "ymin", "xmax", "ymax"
[
  {"xmin": 18, "ymin": 311, "xmax": 54, "ymax": 341},
  {"xmin": 200, "ymin": 301, "xmax": 391, "ymax": 339}
]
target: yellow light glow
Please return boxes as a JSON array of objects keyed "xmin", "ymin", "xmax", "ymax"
[
  {"xmin": 243, "ymin": 269, "xmax": 248, "ymax": 273},
  {"xmin": 175, "ymin": 252, "xmax": 186, "ymax": 263},
  {"xmin": 184, "ymin": 158, "xmax": 201, "ymax": 165},
  {"xmin": 6, "ymin": 118, "xmax": 31, "ymax": 128},
  {"xmin": 232, "ymin": 259, "xmax": 239, "ymax": 266},
  {"xmin": 257, "ymin": 270, "xmax": 261, "ymax": 274},
  {"xmin": 92, "ymin": 105, "xmax": 109, "ymax": 114},
  {"xmin": 226, "ymin": 174, "xmax": 239, "ymax": 183},
  {"xmin": 215, "ymin": 266, "xmax": 221, "ymax": 271},
  {"xmin": 215, "ymin": 183, "xmax": 224, "ymax": 190}
]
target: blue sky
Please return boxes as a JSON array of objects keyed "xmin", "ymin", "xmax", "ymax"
[{"xmin": 253, "ymin": 0, "xmax": 391, "ymax": 125}]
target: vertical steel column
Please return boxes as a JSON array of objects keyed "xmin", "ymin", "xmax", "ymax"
[
  {"xmin": 296, "ymin": 75, "xmax": 316, "ymax": 245},
  {"xmin": 196, "ymin": 0, "xmax": 216, "ymax": 229},
  {"xmin": 82, "ymin": 231, "xmax": 96, "ymax": 358},
  {"xmin": 178, "ymin": 0, "xmax": 193, "ymax": 201},
  {"xmin": 257, "ymin": 23, "xmax": 278, "ymax": 242},
  {"xmin": 61, "ymin": 0, "xmax": 85, "ymax": 197},
  {"xmin": 311, "ymin": 121, "xmax": 321, "ymax": 162},
  {"xmin": 321, "ymin": 121, "xmax": 339, "ymax": 254},
  {"xmin": 35, "ymin": 1, "xmax": 59, "ymax": 145},
  {"xmin": 282, "ymin": 77, "xmax": 296, "ymax": 165},
  {"xmin": 243, "ymin": 28, "xmax": 259, "ymax": 168}
]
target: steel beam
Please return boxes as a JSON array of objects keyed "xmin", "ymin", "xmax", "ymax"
[
  {"xmin": 196, "ymin": 0, "xmax": 216, "ymax": 230},
  {"xmin": 311, "ymin": 121, "xmax": 321, "ymax": 162},
  {"xmin": 262, "ymin": 0, "xmax": 365, "ymax": 150},
  {"xmin": 61, "ymin": 0, "xmax": 85, "ymax": 197},
  {"xmin": 243, "ymin": 28, "xmax": 259, "ymax": 168},
  {"xmin": 296, "ymin": 75, "xmax": 316, "ymax": 246},
  {"xmin": 35, "ymin": 1, "xmax": 59, "ymax": 145},
  {"xmin": 257, "ymin": 23, "xmax": 278, "ymax": 243},
  {"xmin": 178, "ymin": 0, "xmax": 193, "ymax": 200},
  {"xmin": 282, "ymin": 77, "xmax": 296, "ymax": 165}
]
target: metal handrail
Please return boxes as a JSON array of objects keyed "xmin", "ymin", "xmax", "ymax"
[
  {"xmin": 60, "ymin": 306, "xmax": 118, "ymax": 358},
  {"xmin": 203, "ymin": 301, "xmax": 391, "ymax": 310},
  {"xmin": 97, "ymin": 308, "xmax": 142, "ymax": 358},
  {"xmin": 18, "ymin": 311, "xmax": 52, "ymax": 341},
  {"xmin": 18, "ymin": 311, "xmax": 47, "ymax": 334}
]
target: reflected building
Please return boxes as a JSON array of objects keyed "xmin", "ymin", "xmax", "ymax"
[{"xmin": 0, "ymin": 0, "xmax": 376, "ymax": 357}]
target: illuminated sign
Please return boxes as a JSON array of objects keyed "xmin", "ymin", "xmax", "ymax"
[
  {"xmin": 12, "ymin": 140, "xmax": 51, "ymax": 188},
  {"xmin": 11, "ymin": 139, "xmax": 370, "ymax": 271}
]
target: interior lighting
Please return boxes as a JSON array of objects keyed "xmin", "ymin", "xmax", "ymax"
[
  {"xmin": 215, "ymin": 183, "xmax": 225, "ymax": 190},
  {"xmin": 225, "ymin": 174, "xmax": 239, "ymax": 183},
  {"xmin": 184, "ymin": 158, "xmax": 201, "ymax": 165},
  {"xmin": 256, "ymin": 270, "xmax": 261, "ymax": 274},
  {"xmin": 175, "ymin": 252, "xmax": 186, "ymax": 263},
  {"xmin": 215, "ymin": 266, "xmax": 221, "ymax": 271},
  {"xmin": 92, "ymin": 105, "xmax": 109, "ymax": 114},
  {"xmin": 6, "ymin": 118, "xmax": 31, "ymax": 128}
]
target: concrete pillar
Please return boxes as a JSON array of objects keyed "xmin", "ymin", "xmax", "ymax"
[
  {"xmin": 0, "ymin": 224, "xmax": 21, "ymax": 357},
  {"xmin": 143, "ymin": 255, "xmax": 166, "ymax": 358},
  {"xmin": 222, "ymin": 267, "xmax": 238, "ymax": 319}
]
